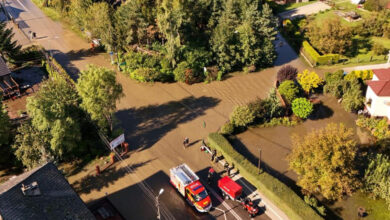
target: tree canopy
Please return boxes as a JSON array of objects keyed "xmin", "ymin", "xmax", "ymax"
[
  {"xmin": 288, "ymin": 123, "xmax": 360, "ymax": 200},
  {"xmin": 26, "ymin": 76, "xmax": 82, "ymax": 158},
  {"xmin": 0, "ymin": 21, "xmax": 21, "ymax": 60},
  {"xmin": 76, "ymin": 65, "xmax": 123, "ymax": 132}
]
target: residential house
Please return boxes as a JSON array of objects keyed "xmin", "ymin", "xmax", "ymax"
[
  {"xmin": 365, "ymin": 68, "xmax": 390, "ymax": 118},
  {"xmin": 0, "ymin": 162, "xmax": 95, "ymax": 220},
  {"xmin": 0, "ymin": 57, "xmax": 19, "ymax": 99}
]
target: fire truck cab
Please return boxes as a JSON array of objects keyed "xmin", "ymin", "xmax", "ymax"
[{"xmin": 169, "ymin": 164, "xmax": 212, "ymax": 212}]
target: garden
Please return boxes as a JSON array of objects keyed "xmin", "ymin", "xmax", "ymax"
[
  {"xmin": 282, "ymin": 0, "xmax": 390, "ymax": 67},
  {"xmin": 209, "ymin": 65, "xmax": 390, "ymax": 219}
]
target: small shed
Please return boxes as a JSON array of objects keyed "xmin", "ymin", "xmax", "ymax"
[{"xmin": 0, "ymin": 57, "xmax": 19, "ymax": 99}]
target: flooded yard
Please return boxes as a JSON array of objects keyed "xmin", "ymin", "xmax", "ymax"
[{"xmin": 229, "ymin": 94, "xmax": 383, "ymax": 219}]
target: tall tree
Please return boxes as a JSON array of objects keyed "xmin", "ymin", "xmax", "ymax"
[
  {"xmin": 157, "ymin": 0, "xmax": 184, "ymax": 67},
  {"xmin": 85, "ymin": 2, "xmax": 114, "ymax": 50},
  {"xmin": 68, "ymin": 0, "xmax": 92, "ymax": 30},
  {"xmin": 26, "ymin": 76, "xmax": 82, "ymax": 158},
  {"xmin": 76, "ymin": 65, "xmax": 123, "ymax": 133},
  {"xmin": 13, "ymin": 121, "xmax": 52, "ymax": 169},
  {"xmin": 288, "ymin": 123, "xmax": 360, "ymax": 200},
  {"xmin": 306, "ymin": 17, "xmax": 353, "ymax": 55},
  {"xmin": 364, "ymin": 153, "xmax": 390, "ymax": 208},
  {"xmin": 0, "ymin": 21, "xmax": 21, "ymax": 60},
  {"xmin": 0, "ymin": 97, "xmax": 12, "ymax": 167}
]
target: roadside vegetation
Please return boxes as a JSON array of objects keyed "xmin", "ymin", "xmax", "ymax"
[
  {"xmin": 281, "ymin": 0, "xmax": 390, "ymax": 67},
  {"xmin": 32, "ymin": 0, "xmax": 279, "ymax": 84}
]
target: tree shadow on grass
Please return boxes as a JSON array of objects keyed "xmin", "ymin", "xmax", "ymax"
[
  {"xmin": 115, "ymin": 96, "xmax": 220, "ymax": 152},
  {"xmin": 72, "ymin": 159, "xmax": 155, "ymax": 194}
]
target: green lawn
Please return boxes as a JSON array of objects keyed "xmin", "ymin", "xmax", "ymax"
[
  {"xmin": 372, "ymin": 37, "xmax": 390, "ymax": 49},
  {"xmin": 330, "ymin": 191, "xmax": 390, "ymax": 220}
]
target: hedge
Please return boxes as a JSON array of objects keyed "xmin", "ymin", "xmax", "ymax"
[
  {"xmin": 302, "ymin": 41, "xmax": 339, "ymax": 66},
  {"xmin": 208, "ymin": 133, "xmax": 323, "ymax": 220}
]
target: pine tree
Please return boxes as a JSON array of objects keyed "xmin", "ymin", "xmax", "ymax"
[{"xmin": 0, "ymin": 21, "xmax": 21, "ymax": 60}]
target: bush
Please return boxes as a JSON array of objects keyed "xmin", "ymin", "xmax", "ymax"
[
  {"xmin": 259, "ymin": 117, "xmax": 299, "ymax": 128},
  {"xmin": 220, "ymin": 121, "xmax": 235, "ymax": 135},
  {"xmin": 207, "ymin": 133, "xmax": 323, "ymax": 220},
  {"xmin": 297, "ymin": 69, "xmax": 323, "ymax": 94},
  {"xmin": 302, "ymin": 41, "xmax": 340, "ymax": 66},
  {"xmin": 277, "ymin": 65, "xmax": 298, "ymax": 85},
  {"xmin": 229, "ymin": 105, "xmax": 256, "ymax": 127},
  {"xmin": 130, "ymin": 68, "xmax": 160, "ymax": 82},
  {"xmin": 173, "ymin": 61, "xmax": 189, "ymax": 82},
  {"xmin": 345, "ymin": 69, "xmax": 373, "ymax": 81},
  {"xmin": 304, "ymin": 196, "xmax": 326, "ymax": 217},
  {"xmin": 278, "ymin": 80, "xmax": 300, "ymax": 104},
  {"xmin": 341, "ymin": 80, "xmax": 364, "ymax": 112},
  {"xmin": 292, "ymin": 98, "xmax": 313, "ymax": 119},
  {"xmin": 373, "ymin": 43, "xmax": 387, "ymax": 56},
  {"xmin": 356, "ymin": 116, "xmax": 390, "ymax": 140},
  {"xmin": 263, "ymin": 88, "xmax": 285, "ymax": 119},
  {"xmin": 323, "ymin": 70, "xmax": 345, "ymax": 98}
]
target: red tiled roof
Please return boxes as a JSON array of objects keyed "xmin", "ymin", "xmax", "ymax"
[
  {"xmin": 367, "ymin": 80, "xmax": 390, "ymax": 96},
  {"xmin": 373, "ymin": 68, "xmax": 390, "ymax": 81}
]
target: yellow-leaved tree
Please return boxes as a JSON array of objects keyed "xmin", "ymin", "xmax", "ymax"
[
  {"xmin": 288, "ymin": 123, "xmax": 360, "ymax": 200},
  {"xmin": 297, "ymin": 69, "xmax": 323, "ymax": 94}
]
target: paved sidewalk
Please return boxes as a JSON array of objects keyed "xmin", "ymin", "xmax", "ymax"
[{"xmin": 343, "ymin": 62, "xmax": 390, "ymax": 72}]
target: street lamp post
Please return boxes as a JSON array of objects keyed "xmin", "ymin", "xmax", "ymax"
[{"xmin": 156, "ymin": 188, "xmax": 164, "ymax": 220}]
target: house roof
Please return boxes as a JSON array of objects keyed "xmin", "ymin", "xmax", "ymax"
[
  {"xmin": 0, "ymin": 57, "xmax": 10, "ymax": 77},
  {"xmin": 0, "ymin": 162, "xmax": 95, "ymax": 220},
  {"xmin": 367, "ymin": 80, "xmax": 390, "ymax": 96},
  {"xmin": 373, "ymin": 68, "xmax": 390, "ymax": 81}
]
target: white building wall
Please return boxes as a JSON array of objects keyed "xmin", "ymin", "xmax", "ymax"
[{"xmin": 366, "ymin": 86, "xmax": 390, "ymax": 117}]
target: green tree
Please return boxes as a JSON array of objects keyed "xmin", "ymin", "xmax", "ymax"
[
  {"xmin": 288, "ymin": 123, "xmax": 359, "ymax": 200},
  {"xmin": 364, "ymin": 153, "xmax": 390, "ymax": 208},
  {"xmin": 341, "ymin": 79, "xmax": 364, "ymax": 112},
  {"xmin": 297, "ymin": 69, "xmax": 323, "ymax": 94},
  {"xmin": 76, "ymin": 65, "xmax": 123, "ymax": 132},
  {"xmin": 26, "ymin": 76, "xmax": 81, "ymax": 158},
  {"xmin": 292, "ymin": 98, "xmax": 313, "ymax": 119},
  {"xmin": 85, "ymin": 2, "xmax": 114, "ymax": 50},
  {"xmin": 0, "ymin": 97, "xmax": 12, "ymax": 167},
  {"xmin": 13, "ymin": 121, "xmax": 52, "ymax": 169},
  {"xmin": 68, "ymin": 0, "xmax": 92, "ymax": 30},
  {"xmin": 278, "ymin": 80, "xmax": 300, "ymax": 104},
  {"xmin": 372, "ymin": 43, "xmax": 387, "ymax": 56},
  {"xmin": 323, "ymin": 70, "xmax": 345, "ymax": 98},
  {"xmin": 306, "ymin": 17, "xmax": 353, "ymax": 55},
  {"xmin": 157, "ymin": 0, "xmax": 184, "ymax": 67},
  {"xmin": 230, "ymin": 105, "xmax": 256, "ymax": 127},
  {"xmin": 0, "ymin": 21, "xmax": 21, "ymax": 60}
]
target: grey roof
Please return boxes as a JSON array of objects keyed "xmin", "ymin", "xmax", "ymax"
[
  {"xmin": 0, "ymin": 57, "xmax": 10, "ymax": 77},
  {"xmin": 0, "ymin": 162, "xmax": 95, "ymax": 220}
]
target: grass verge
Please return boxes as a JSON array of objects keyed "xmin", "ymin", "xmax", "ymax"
[{"xmin": 208, "ymin": 132, "xmax": 323, "ymax": 220}]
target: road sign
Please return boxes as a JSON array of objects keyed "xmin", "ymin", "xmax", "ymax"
[{"xmin": 109, "ymin": 134, "xmax": 125, "ymax": 150}]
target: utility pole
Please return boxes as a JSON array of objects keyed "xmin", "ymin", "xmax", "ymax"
[{"xmin": 258, "ymin": 148, "xmax": 262, "ymax": 174}]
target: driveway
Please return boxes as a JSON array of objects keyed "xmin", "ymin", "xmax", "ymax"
[{"xmin": 279, "ymin": 1, "xmax": 331, "ymax": 20}]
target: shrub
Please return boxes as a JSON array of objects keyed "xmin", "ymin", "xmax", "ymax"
[
  {"xmin": 173, "ymin": 61, "xmax": 190, "ymax": 82},
  {"xmin": 220, "ymin": 121, "xmax": 235, "ymax": 135},
  {"xmin": 297, "ymin": 69, "xmax": 323, "ymax": 94},
  {"xmin": 207, "ymin": 133, "xmax": 323, "ymax": 220},
  {"xmin": 304, "ymin": 196, "xmax": 326, "ymax": 217},
  {"xmin": 292, "ymin": 98, "xmax": 313, "ymax": 119},
  {"xmin": 263, "ymin": 88, "xmax": 284, "ymax": 118},
  {"xmin": 302, "ymin": 41, "xmax": 340, "ymax": 66},
  {"xmin": 341, "ymin": 80, "xmax": 364, "ymax": 112},
  {"xmin": 373, "ymin": 43, "xmax": 387, "ymax": 56},
  {"xmin": 259, "ymin": 117, "xmax": 299, "ymax": 128},
  {"xmin": 277, "ymin": 65, "xmax": 298, "ymax": 85},
  {"xmin": 345, "ymin": 70, "xmax": 373, "ymax": 81},
  {"xmin": 356, "ymin": 116, "xmax": 390, "ymax": 140},
  {"xmin": 229, "ymin": 105, "xmax": 256, "ymax": 127},
  {"xmin": 364, "ymin": 153, "xmax": 390, "ymax": 208},
  {"xmin": 323, "ymin": 70, "xmax": 345, "ymax": 98},
  {"xmin": 278, "ymin": 80, "xmax": 300, "ymax": 104},
  {"xmin": 130, "ymin": 68, "xmax": 160, "ymax": 82}
]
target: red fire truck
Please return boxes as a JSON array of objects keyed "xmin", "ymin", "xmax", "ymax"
[{"xmin": 170, "ymin": 164, "xmax": 212, "ymax": 212}]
